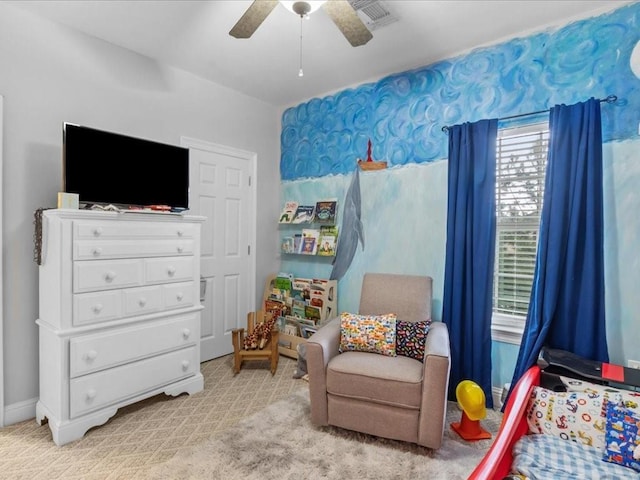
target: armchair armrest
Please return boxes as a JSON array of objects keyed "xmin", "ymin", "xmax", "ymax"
[
  {"xmin": 306, "ymin": 317, "xmax": 341, "ymax": 426},
  {"xmin": 418, "ymin": 321, "xmax": 451, "ymax": 449}
]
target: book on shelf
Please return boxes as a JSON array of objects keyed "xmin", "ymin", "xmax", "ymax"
[
  {"xmin": 274, "ymin": 274, "xmax": 293, "ymax": 291},
  {"xmin": 281, "ymin": 236, "xmax": 295, "ymax": 254},
  {"xmin": 291, "ymin": 300, "xmax": 306, "ymax": 318},
  {"xmin": 283, "ymin": 316, "xmax": 300, "ymax": 336},
  {"xmin": 300, "ymin": 236, "xmax": 317, "ymax": 255},
  {"xmin": 319, "ymin": 225, "xmax": 339, "ymax": 238},
  {"xmin": 304, "ymin": 304, "xmax": 322, "ymax": 324},
  {"xmin": 291, "ymin": 205, "xmax": 315, "ymax": 224},
  {"xmin": 317, "ymin": 235, "xmax": 337, "ymax": 256},
  {"xmin": 317, "ymin": 225, "xmax": 338, "ymax": 256},
  {"xmin": 309, "ymin": 294, "xmax": 324, "ymax": 310},
  {"xmin": 269, "ymin": 288, "xmax": 286, "ymax": 301},
  {"xmin": 314, "ymin": 199, "xmax": 338, "ymax": 224},
  {"xmin": 278, "ymin": 201, "xmax": 298, "ymax": 223},
  {"xmin": 300, "ymin": 228, "xmax": 320, "ymax": 255},
  {"xmin": 293, "ymin": 234, "xmax": 302, "ymax": 253}
]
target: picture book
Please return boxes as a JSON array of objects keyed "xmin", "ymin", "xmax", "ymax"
[
  {"xmin": 301, "ymin": 228, "xmax": 320, "ymax": 255},
  {"xmin": 314, "ymin": 199, "xmax": 337, "ymax": 224},
  {"xmin": 309, "ymin": 296, "xmax": 323, "ymax": 309},
  {"xmin": 291, "ymin": 300, "xmax": 306, "ymax": 318},
  {"xmin": 319, "ymin": 225, "xmax": 339, "ymax": 238},
  {"xmin": 281, "ymin": 237, "xmax": 295, "ymax": 254},
  {"xmin": 300, "ymin": 236, "xmax": 317, "ymax": 255},
  {"xmin": 291, "ymin": 205, "xmax": 315, "ymax": 224},
  {"xmin": 291, "ymin": 279, "xmax": 311, "ymax": 301},
  {"xmin": 304, "ymin": 304, "xmax": 322, "ymax": 323},
  {"xmin": 274, "ymin": 274, "xmax": 293, "ymax": 291},
  {"xmin": 317, "ymin": 225, "xmax": 338, "ymax": 256},
  {"xmin": 317, "ymin": 235, "xmax": 336, "ymax": 256},
  {"xmin": 293, "ymin": 234, "xmax": 302, "ymax": 253},
  {"xmin": 278, "ymin": 201, "xmax": 298, "ymax": 223}
]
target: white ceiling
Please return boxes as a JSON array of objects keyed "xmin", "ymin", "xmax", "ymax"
[{"xmin": 9, "ymin": 0, "xmax": 634, "ymax": 108}]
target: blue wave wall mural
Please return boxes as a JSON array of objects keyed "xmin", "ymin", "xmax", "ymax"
[
  {"xmin": 281, "ymin": 3, "xmax": 638, "ymax": 179},
  {"xmin": 279, "ymin": 2, "xmax": 640, "ymax": 390}
]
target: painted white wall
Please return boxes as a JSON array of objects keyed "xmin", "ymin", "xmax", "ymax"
[{"xmin": 0, "ymin": 3, "xmax": 281, "ymax": 422}]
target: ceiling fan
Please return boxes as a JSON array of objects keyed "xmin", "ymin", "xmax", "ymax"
[{"xmin": 229, "ymin": 0, "xmax": 373, "ymax": 47}]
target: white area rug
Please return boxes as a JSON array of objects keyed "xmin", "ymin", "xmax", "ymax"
[{"xmin": 142, "ymin": 387, "xmax": 502, "ymax": 480}]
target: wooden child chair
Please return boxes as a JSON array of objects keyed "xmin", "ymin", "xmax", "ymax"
[{"xmin": 231, "ymin": 310, "xmax": 279, "ymax": 375}]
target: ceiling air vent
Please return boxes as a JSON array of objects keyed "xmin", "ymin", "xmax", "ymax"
[{"xmin": 348, "ymin": 0, "xmax": 398, "ymax": 31}]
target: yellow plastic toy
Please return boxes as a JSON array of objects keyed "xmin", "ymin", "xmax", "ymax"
[{"xmin": 451, "ymin": 380, "xmax": 492, "ymax": 441}]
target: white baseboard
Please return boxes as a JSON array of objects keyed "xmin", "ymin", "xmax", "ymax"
[
  {"xmin": 3, "ymin": 397, "xmax": 37, "ymax": 426},
  {"xmin": 492, "ymin": 386, "xmax": 504, "ymax": 410}
]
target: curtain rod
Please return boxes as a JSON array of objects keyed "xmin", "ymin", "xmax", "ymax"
[{"xmin": 441, "ymin": 94, "xmax": 617, "ymax": 133}]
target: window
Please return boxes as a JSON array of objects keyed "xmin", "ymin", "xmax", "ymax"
[{"xmin": 492, "ymin": 123, "xmax": 549, "ymax": 344}]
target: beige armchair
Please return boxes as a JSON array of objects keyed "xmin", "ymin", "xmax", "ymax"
[{"xmin": 306, "ymin": 273, "xmax": 451, "ymax": 449}]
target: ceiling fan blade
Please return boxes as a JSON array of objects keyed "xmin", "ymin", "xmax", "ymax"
[
  {"xmin": 229, "ymin": 0, "xmax": 279, "ymax": 39},
  {"xmin": 322, "ymin": 0, "xmax": 373, "ymax": 47}
]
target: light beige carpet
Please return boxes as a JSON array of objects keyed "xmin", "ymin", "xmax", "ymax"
[
  {"xmin": 142, "ymin": 387, "xmax": 502, "ymax": 480},
  {"xmin": 0, "ymin": 355, "xmax": 303, "ymax": 480}
]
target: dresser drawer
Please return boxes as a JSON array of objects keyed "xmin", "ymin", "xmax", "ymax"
[
  {"xmin": 74, "ymin": 221, "xmax": 196, "ymax": 240},
  {"xmin": 69, "ymin": 346, "xmax": 198, "ymax": 418},
  {"xmin": 74, "ymin": 259, "xmax": 143, "ymax": 293},
  {"xmin": 74, "ymin": 239, "xmax": 194, "ymax": 260},
  {"xmin": 123, "ymin": 285, "xmax": 163, "ymax": 317},
  {"xmin": 74, "ymin": 290, "xmax": 122, "ymax": 326},
  {"xmin": 145, "ymin": 256, "xmax": 194, "ymax": 284},
  {"xmin": 69, "ymin": 314, "xmax": 199, "ymax": 378},
  {"xmin": 163, "ymin": 281, "xmax": 195, "ymax": 310}
]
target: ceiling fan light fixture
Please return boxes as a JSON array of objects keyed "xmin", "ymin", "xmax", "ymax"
[{"xmin": 280, "ymin": 1, "xmax": 326, "ymax": 17}]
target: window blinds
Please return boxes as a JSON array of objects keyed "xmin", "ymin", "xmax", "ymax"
[{"xmin": 493, "ymin": 125, "xmax": 549, "ymax": 317}]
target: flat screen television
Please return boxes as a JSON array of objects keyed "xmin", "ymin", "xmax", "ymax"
[{"xmin": 63, "ymin": 122, "xmax": 190, "ymax": 209}]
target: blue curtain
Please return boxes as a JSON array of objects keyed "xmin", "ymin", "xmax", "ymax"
[
  {"xmin": 506, "ymin": 98, "xmax": 609, "ymax": 405},
  {"xmin": 443, "ymin": 119, "xmax": 498, "ymax": 407}
]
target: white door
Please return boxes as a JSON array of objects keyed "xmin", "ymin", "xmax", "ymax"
[
  {"xmin": 181, "ymin": 137, "xmax": 256, "ymax": 362},
  {"xmin": 0, "ymin": 95, "xmax": 4, "ymax": 427}
]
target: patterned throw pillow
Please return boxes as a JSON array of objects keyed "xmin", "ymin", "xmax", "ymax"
[
  {"xmin": 527, "ymin": 385, "xmax": 640, "ymax": 452},
  {"xmin": 395, "ymin": 320, "xmax": 431, "ymax": 361},
  {"xmin": 602, "ymin": 403, "xmax": 640, "ymax": 471},
  {"xmin": 339, "ymin": 312, "xmax": 397, "ymax": 357}
]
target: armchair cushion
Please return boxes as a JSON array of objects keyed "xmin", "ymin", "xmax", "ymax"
[
  {"xmin": 339, "ymin": 312, "xmax": 397, "ymax": 357},
  {"xmin": 396, "ymin": 319, "xmax": 431, "ymax": 361},
  {"xmin": 327, "ymin": 352, "xmax": 424, "ymax": 409}
]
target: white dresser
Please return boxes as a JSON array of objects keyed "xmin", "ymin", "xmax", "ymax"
[{"xmin": 36, "ymin": 209, "xmax": 205, "ymax": 446}]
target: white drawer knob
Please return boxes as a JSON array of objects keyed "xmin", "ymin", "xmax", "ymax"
[
  {"xmin": 182, "ymin": 328, "xmax": 191, "ymax": 339},
  {"xmin": 84, "ymin": 350, "xmax": 98, "ymax": 362},
  {"xmin": 181, "ymin": 360, "xmax": 190, "ymax": 371},
  {"xmin": 86, "ymin": 389, "xmax": 97, "ymax": 401},
  {"xmin": 92, "ymin": 303, "xmax": 103, "ymax": 314},
  {"xmin": 177, "ymin": 246, "xmax": 184, "ymax": 253},
  {"xmin": 176, "ymin": 292, "xmax": 184, "ymax": 301},
  {"xmin": 92, "ymin": 247, "xmax": 102, "ymax": 257},
  {"xmin": 93, "ymin": 227, "xmax": 103, "ymax": 237},
  {"xmin": 177, "ymin": 230, "xmax": 184, "ymax": 237},
  {"xmin": 138, "ymin": 297, "xmax": 147, "ymax": 307},
  {"xmin": 167, "ymin": 266, "xmax": 176, "ymax": 277},
  {"xmin": 104, "ymin": 271, "xmax": 116, "ymax": 283}
]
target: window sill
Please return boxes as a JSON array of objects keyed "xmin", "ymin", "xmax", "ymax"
[{"xmin": 491, "ymin": 313, "xmax": 525, "ymax": 345}]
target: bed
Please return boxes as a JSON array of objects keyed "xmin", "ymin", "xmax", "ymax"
[{"xmin": 468, "ymin": 362, "xmax": 640, "ymax": 479}]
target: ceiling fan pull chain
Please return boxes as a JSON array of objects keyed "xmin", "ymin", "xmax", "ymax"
[{"xmin": 298, "ymin": 15, "xmax": 304, "ymax": 77}]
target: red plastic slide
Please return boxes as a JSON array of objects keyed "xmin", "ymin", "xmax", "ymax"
[{"xmin": 467, "ymin": 366, "xmax": 541, "ymax": 480}]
